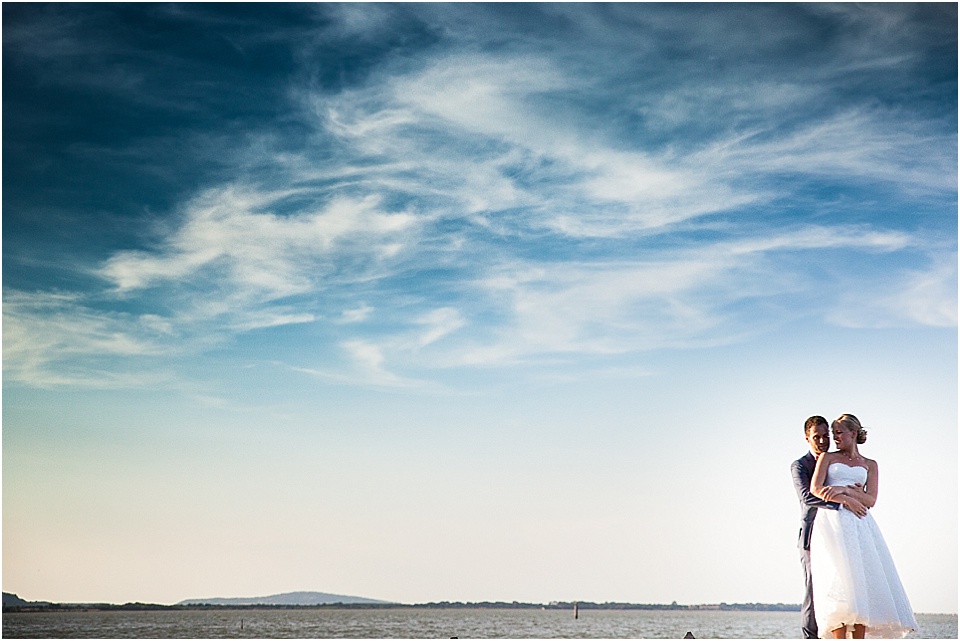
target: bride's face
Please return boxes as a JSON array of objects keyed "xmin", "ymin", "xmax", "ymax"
[{"xmin": 832, "ymin": 423, "xmax": 855, "ymax": 450}]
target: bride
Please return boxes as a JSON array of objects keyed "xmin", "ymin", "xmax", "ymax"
[{"xmin": 810, "ymin": 414, "xmax": 918, "ymax": 638}]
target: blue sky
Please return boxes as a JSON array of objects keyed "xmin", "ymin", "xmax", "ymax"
[{"xmin": 3, "ymin": 3, "xmax": 957, "ymax": 613}]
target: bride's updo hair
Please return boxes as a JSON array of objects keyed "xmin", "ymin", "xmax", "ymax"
[{"xmin": 833, "ymin": 413, "xmax": 868, "ymax": 444}]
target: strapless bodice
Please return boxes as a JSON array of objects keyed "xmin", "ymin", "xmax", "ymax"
[{"xmin": 826, "ymin": 461, "xmax": 868, "ymax": 487}]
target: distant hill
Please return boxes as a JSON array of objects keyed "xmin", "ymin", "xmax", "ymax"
[
  {"xmin": 177, "ymin": 591, "xmax": 392, "ymax": 606},
  {"xmin": 3, "ymin": 593, "xmax": 50, "ymax": 607}
]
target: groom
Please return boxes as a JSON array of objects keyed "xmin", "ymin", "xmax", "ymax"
[{"xmin": 791, "ymin": 415, "xmax": 868, "ymax": 639}]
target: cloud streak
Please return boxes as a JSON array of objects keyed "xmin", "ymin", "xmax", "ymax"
[{"xmin": 2, "ymin": 291, "xmax": 172, "ymax": 388}]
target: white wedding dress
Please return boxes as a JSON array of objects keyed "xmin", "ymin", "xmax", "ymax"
[{"xmin": 811, "ymin": 462, "xmax": 918, "ymax": 638}]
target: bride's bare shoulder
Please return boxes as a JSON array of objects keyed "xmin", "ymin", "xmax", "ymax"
[{"xmin": 814, "ymin": 451, "xmax": 839, "ymax": 468}]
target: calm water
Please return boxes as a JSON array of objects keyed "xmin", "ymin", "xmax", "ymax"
[{"xmin": 3, "ymin": 609, "xmax": 956, "ymax": 639}]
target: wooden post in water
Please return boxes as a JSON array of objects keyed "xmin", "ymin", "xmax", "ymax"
[{"xmin": 574, "ymin": 602, "xmax": 579, "ymax": 619}]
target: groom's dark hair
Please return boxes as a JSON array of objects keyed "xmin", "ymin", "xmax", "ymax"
[{"xmin": 804, "ymin": 415, "xmax": 828, "ymax": 435}]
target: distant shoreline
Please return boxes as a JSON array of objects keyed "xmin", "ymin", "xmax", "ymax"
[{"xmin": 4, "ymin": 600, "xmax": 802, "ymax": 613}]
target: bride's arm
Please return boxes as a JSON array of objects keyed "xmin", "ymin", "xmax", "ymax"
[
  {"xmin": 810, "ymin": 452, "xmax": 832, "ymax": 499},
  {"xmin": 856, "ymin": 459, "xmax": 879, "ymax": 508}
]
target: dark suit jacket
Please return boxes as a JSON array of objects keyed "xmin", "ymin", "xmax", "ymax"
[{"xmin": 791, "ymin": 451, "xmax": 840, "ymax": 550}]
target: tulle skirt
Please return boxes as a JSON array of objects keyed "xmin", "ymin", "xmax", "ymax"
[{"xmin": 811, "ymin": 507, "xmax": 918, "ymax": 638}]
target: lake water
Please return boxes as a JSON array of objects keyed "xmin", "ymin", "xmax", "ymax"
[{"xmin": 3, "ymin": 609, "xmax": 956, "ymax": 639}]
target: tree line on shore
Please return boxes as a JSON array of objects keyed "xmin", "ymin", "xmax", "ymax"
[{"xmin": 3, "ymin": 592, "xmax": 799, "ymax": 613}]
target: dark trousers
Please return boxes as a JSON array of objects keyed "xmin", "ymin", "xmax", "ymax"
[{"xmin": 799, "ymin": 545, "xmax": 818, "ymax": 639}]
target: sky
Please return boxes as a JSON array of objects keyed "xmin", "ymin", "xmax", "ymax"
[{"xmin": 2, "ymin": 3, "xmax": 957, "ymax": 614}]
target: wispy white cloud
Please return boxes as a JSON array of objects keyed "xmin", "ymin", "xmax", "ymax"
[
  {"xmin": 338, "ymin": 304, "xmax": 375, "ymax": 324},
  {"xmin": 4, "ymin": 183, "xmax": 422, "ymax": 387},
  {"xmin": 93, "ymin": 186, "xmax": 422, "ymax": 349},
  {"xmin": 310, "ymin": 47, "xmax": 954, "ymax": 245},
  {"xmin": 828, "ymin": 253, "xmax": 959, "ymax": 329},
  {"xmin": 2, "ymin": 291, "xmax": 173, "ymax": 388},
  {"xmin": 314, "ymin": 223, "xmax": 933, "ymax": 379},
  {"xmin": 338, "ymin": 339, "xmax": 426, "ymax": 389},
  {"xmin": 894, "ymin": 257, "xmax": 959, "ymax": 328},
  {"xmin": 698, "ymin": 109, "xmax": 955, "ymax": 194},
  {"xmin": 414, "ymin": 307, "xmax": 466, "ymax": 348},
  {"xmin": 101, "ymin": 187, "xmax": 417, "ymax": 298},
  {"xmin": 724, "ymin": 225, "xmax": 914, "ymax": 256},
  {"xmin": 328, "ymin": 52, "xmax": 756, "ymax": 234}
]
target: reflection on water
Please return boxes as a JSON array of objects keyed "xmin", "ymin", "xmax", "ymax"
[{"xmin": 3, "ymin": 608, "xmax": 957, "ymax": 639}]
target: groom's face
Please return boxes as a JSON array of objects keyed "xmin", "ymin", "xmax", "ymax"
[{"xmin": 805, "ymin": 422, "xmax": 831, "ymax": 455}]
